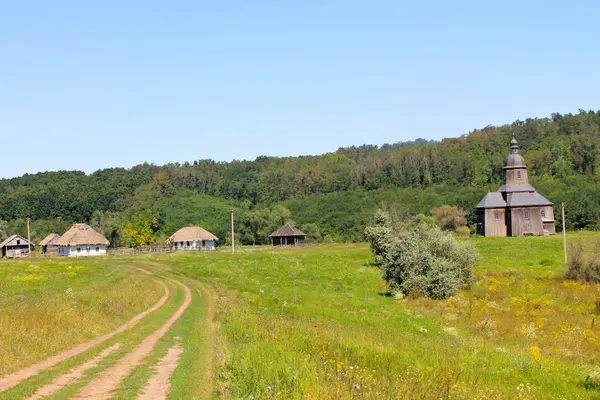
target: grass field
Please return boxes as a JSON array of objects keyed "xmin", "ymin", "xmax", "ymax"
[{"xmin": 1, "ymin": 233, "xmax": 600, "ymax": 399}]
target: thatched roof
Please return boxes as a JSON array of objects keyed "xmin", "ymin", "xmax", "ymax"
[
  {"xmin": 40, "ymin": 233, "xmax": 61, "ymax": 246},
  {"xmin": 269, "ymin": 224, "xmax": 306, "ymax": 238},
  {"xmin": 54, "ymin": 224, "xmax": 110, "ymax": 246},
  {"xmin": 168, "ymin": 226, "xmax": 218, "ymax": 243}
]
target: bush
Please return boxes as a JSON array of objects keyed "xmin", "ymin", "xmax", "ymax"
[
  {"xmin": 567, "ymin": 238, "xmax": 600, "ymax": 283},
  {"xmin": 430, "ymin": 205, "xmax": 467, "ymax": 231},
  {"xmin": 365, "ymin": 210, "xmax": 477, "ymax": 299},
  {"xmin": 455, "ymin": 226, "xmax": 471, "ymax": 236}
]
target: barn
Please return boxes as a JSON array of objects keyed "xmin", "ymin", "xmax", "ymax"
[
  {"xmin": 168, "ymin": 226, "xmax": 218, "ymax": 250},
  {"xmin": 0, "ymin": 235, "xmax": 33, "ymax": 258},
  {"xmin": 476, "ymin": 138, "xmax": 555, "ymax": 237},
  {"xmin": 55, "ymin": 224, "xmax": 110, "ymax": 257}
]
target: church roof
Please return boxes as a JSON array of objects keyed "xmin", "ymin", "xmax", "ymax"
[
  {"xmin": 503, "ymin": 153, "xmax": 527, "ymax": 169},
  {"xmin": 476, "ymin": 192, "xmax": 506, "ymax": 209},
  {"xmin": 498, "ymin": 183, "xmax": 536, "ymax": 193},
  {"xmin": 508, "ymin": 192, "xmax": 553, "ymax": 207},
  {"xmin": 503, "ymin": 137, "xmax": 527, "ymax": 169}
]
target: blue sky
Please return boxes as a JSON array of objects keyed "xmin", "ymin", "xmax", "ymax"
[{"xmin": 1, "ymin": 1, "xmax": 599, "ymax": 178}]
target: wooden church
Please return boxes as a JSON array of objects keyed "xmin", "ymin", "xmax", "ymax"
[{"xmin": 476, "ymin": 138, "xmax": 555, "ymax": 237}]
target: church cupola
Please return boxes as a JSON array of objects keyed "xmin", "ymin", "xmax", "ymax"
[{"xmin": 503, "ymin": 137, "xmax": 528, "ymax": 185}]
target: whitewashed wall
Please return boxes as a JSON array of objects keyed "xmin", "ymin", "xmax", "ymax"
[
  {"xmin": 58, "ymin": 246, "xmax": 107, "ymax": 257},
  {"xmin": 174, "ymin": 240, "xmax": 215, "ymax": 250}
]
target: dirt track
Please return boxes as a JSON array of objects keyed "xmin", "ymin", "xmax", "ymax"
[
  {"xmin": 1, "ymin": 264, "xmax": 212, "ymax": 399},
  {"xmin": 71, "ymin": 277, "xmax": 192, "ymax": 399},
  {"xmin": 0, "ymin": 278, "xmax": 169, "ymax": 393}
]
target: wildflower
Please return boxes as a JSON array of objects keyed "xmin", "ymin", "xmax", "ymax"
[
  {"xmin": 418, "ymin": 327, "xmax": 428, "ymax": 333},
  {"xmin": 355, "ymin": 383, "xmax": 361, "ymax": 389},
  {"xmin": 349, "ymin": 365, "xmax": 354, "ymax": 370},
  {"xmin": 495, "ymin": 347, "xmax": 507, "ymax": 353},
  {"xmin": 530, "ymin": 344, "xmax": 542, "ymax": 361},
  {"xmin": 267, "ymin": 386, "xmax": 272, "ymax": 392}
]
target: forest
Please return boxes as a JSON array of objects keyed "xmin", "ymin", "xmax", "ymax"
[{"xmin": 1, "ymin": 109, "xmax": 600, "ymax": 247}]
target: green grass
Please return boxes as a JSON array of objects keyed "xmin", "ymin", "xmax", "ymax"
[
  {"xmin": 3, "ymin": 233, "xmax": 600, "ymax": 399},
  {"xmin": 156, "ymin": 236, "xmax": 600, "ymax": 399}
]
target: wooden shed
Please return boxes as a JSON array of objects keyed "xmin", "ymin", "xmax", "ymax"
[
  {"xmin": 40, "ymin": 233, "xmax": 61, "ymax": 255},
  {"xmin": 269, "ymin": 225, "xmax": 306, "ymax": 247},
  {"xmin": 0, "ymin": 235, "xmax": 33, "ymax": 258},
  {"xmin": 167, "ymin": 226, "xmax": 218, "ymax": 250}
]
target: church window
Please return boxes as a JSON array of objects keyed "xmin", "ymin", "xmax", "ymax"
[
  {"xmin": 517, "ymin": 171, "xmax": 522, "ymax": 180},
  {"xmin": 541, "ymin": 209, "xmax": 546, "ymax": 217},
  {"xmin": 524, "ymin": 209, "xmax": 530, "ymax": 219},
  {"xmin": 494, "ymin": 210, "xmax": 500, "ymax": 220}
]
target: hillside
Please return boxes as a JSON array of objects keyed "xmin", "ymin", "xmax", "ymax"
[{"xmin": 1, "ymin": 110, "xmax": 600, "ymax": 245}]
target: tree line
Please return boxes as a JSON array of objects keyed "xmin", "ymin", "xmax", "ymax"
[{"xmin": 1, "ymin": 110, "xmax": 600, "ymax": 246}]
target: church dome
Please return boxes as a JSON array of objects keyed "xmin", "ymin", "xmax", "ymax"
[
  {"xmin": 503, "ymin": 153, "xmax": 527, "ymax": 169},
  {"xmin": 503, "ymin": 137, "xmax": 527, "ymax": 169}
]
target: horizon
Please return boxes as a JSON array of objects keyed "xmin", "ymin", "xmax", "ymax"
[
  {"xmin": 0, "ymin": 108, "xmax": 591, "ymax": 179},
  {"xmin": 2, "ymin": 1, "xmax": 600, "ymax": 178}
]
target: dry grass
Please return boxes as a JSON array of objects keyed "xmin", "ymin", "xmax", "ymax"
[{"xmin": 0, "ymin": 258, "xmax": 163, "ymax": 376}]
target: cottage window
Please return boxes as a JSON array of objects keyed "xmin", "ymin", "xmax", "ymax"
[
  {"xmin": 524, "ymin": 209, "xmax": 530, "ymax": 219},
  {"xmin": 541, "ymin": 209, "xmax": 546, "ymax": 217},
  {"xmin": 16, "ymin": 240, "xmax": 20, "ymax": 245},
  {"xmin": 202, "ymin": 240, "xmax": 206, "ymax": 246},
  {"xmin": 77, "ymin": 248, "xmax": 81, "ymax": 253},
  {"xmin": 517, "ymin": 171, "xmax": 522, "ymax": 180},
  {"xmin": 96, "ymin": 247, "xmax": 100, "ymax": 252},
  {"xmin": 494, "ymin": 210, "xmax": 500, "ymax": 220},
  {"xmin": 186, "ymin": 241, "xmax": 190, "ymax": 247}
]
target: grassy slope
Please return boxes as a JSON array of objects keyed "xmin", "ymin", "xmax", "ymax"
[{"xmin": 158, "ymin": 234, "xmax": 600, "ymax": 399}]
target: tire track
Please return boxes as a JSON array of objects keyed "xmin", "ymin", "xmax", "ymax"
[
  {"xmin": 136, "ymin": 343, "xmax": 184, "ymax": 400},
  {"xmin": 72, "ymin": 277, "xmax": 192, "ymax": 400},
  {"xmin": 0, "ymin": 279, "xmax": 169, "ymax": 393},
  {"xmin": 25, "ymin": 343, "xmax": 122, "ymax": 400}
]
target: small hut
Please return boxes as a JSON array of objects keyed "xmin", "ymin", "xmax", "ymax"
[
  {"xmin": 269, "ymin": 224, "xmax": 306, "ymax": 247},
  {"xmin": 168, "ymin": 226, "xmax": 218, "ymax": 250},
  {"xmin": 40, "ymin": 233, "xmax": 61, "ymax": 255},
  {"xmin": 55, "ymin": 224, "xmax": 110, "ymax": 257},
  {"xmin": 0, "ymin": 235, "xmax": 33, "ymax": 258}
]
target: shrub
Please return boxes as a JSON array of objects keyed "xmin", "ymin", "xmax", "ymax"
[
  {"xmin": 365, "ymin": 210, "xmax": 477, "ymax": 299},
  {"xmin": 455, "ymin": 226, "xmax": 471, "ymax": 236},
  {"xmin": 430, "ymin": 205, "xmax": 467, "ymax": 231},
  {"xmin": 566, "ymin": 237, "xmax": 600, "ymax": 283}
]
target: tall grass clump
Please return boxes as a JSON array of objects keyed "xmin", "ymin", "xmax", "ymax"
[
  {"xmin": 365, "ymin": 210, "xmax": 477, "ymax": 299},
  {"xmin": 566, "ymin": 237, "xmax": 600, "ymax": 282}
]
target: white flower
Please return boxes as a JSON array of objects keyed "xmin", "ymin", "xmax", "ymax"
[{"xmin": 418, "ymin": 327, "xmax": 428, "ymax": 333}]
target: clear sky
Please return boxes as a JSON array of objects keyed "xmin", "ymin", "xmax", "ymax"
[{"xmin": 1, "ymin": 1, "xmax": 599, "ymax": 178}]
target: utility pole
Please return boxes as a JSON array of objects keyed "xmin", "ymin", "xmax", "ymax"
[
  {"xmin": 26, "ymin": 217, "xmax": 31, "ymax": 258},
  {"xmin": 562, "ymin": 202, "xmax": 567, "ymax": 265},
  {"xmin": 231, "ymin": 208, "xmax": 236, "ymax": 254}
]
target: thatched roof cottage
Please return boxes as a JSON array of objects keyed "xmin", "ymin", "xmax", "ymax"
[
  {"xmin": 269, "ymin": 224, "xmax": 306, "ymax": 247},
  {"xmin": 168, "ymin": 226, "xmax": 218, "ymax": 250},
  {"xmin": 40, "ymin": 233, "xmax": 61, "ymax": 255},
  {"xmin": 55, "ymin": 224, "xmax": 110, "ymax": 257}
]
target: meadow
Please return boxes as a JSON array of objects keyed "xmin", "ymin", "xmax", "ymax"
[{"xmin": 1, "ymin": 233, "xmax": 600, "ymax": 399}]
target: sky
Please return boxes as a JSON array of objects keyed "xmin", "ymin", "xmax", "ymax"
[{"xmin": 1, "ymin": 1, "xmax": 599, "ymax": 178}]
